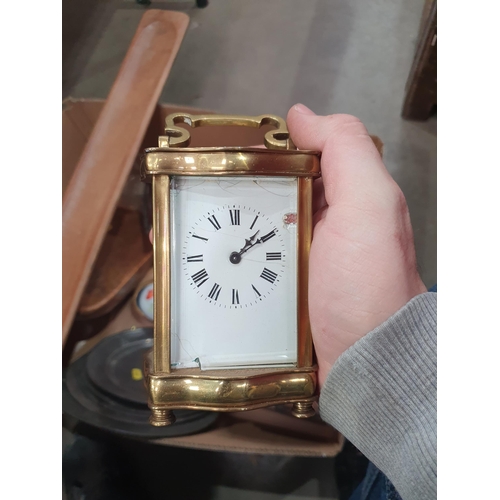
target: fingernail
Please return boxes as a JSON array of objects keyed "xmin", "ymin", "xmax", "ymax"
[{"xmin": 293, "ymin": 103, "xmax": 315, "ymax": 115}]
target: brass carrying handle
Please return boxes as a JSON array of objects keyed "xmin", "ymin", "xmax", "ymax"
[{"xmin": 159, "ymin": 113, "xmax": 296, "ymax": 150}]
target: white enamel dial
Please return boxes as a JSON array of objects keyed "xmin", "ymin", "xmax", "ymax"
[
  {"xmin": 170, "ymin": 176, "xmax": 298, "ymax": 371},
  {"xmin": 183, "ymin": 204, "xmax": 287, "ymax": 308}
]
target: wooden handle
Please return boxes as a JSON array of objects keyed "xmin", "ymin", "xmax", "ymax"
[{"xmin": 62, "ymin": 10, "xmax": 189, "ymax": 345}]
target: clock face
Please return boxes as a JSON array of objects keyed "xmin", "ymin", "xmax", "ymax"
[
  {"xmin": 170, "ymin": 176, "xmax": 298, "ymax": 370},
  {"xmin": 183, "ymin": 205, "xmax": 287, "ymax": 308}
]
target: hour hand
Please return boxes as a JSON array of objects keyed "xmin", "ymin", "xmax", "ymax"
[
  {"xmin": 237, "ymin": 230, "xmax": 259, "ymax": 254},
  {"xmin": 229, "ymin": 230, "xmax": 261, "ymax": 264},
  {"xmin": 242, "ymin": 230, "xmax": 260, "ymax": 250}
]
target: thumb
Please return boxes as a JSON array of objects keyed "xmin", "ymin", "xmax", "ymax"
[{"xmin": 287, "ymin": 104, "xmax": 394, "ymax": 205}]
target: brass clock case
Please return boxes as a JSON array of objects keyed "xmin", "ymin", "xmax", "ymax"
[{"xmin": 141, "ymin": 113, "xmax": 321, "ymax": 426}]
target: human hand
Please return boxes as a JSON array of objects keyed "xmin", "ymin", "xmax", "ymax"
[{"xmin": 287, "ymin": 104, "xmax": 427, "ymax": 388}]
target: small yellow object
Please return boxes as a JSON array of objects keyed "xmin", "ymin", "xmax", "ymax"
[{"xmin": 131, "ymin": 368, "xmax": 143, "ymax": 381}]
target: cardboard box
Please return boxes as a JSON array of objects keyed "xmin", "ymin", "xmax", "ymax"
[{"xmin": 63, "ymin": 98, "xmax": 344, "ymax": 457}]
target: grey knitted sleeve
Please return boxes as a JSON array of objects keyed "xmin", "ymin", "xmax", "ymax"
[{"xmin": 319, "ymin": 292, "xmax": 437, "ymax": 500}]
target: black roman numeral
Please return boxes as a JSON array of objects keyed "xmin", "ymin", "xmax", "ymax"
[
  {"xmin": 208, "ymin": 215, "xmax": 221, "ymax": 230},
  {"xmin": 187, "ymin": 254, "xmax": 203, "ymax": 262},
  {"xmin": 250, "ymin": 215, "xmax": 258, "ymax": 230},
  {"xmin": 261, "ymin": 230, "xmax": 276, "ymax": 243},
  {"xmin": 191, "ymin": 269, "xmax": 209, "ymax": 287},
  {"xmin": 208, "ymin": 283, "xmax": 222, "ymax": 300},
  {"xmin": 266, "ymin": 252, "xmax": 282, "ymax": 261},
  {"xmin": 192, "ymin": 234, "xmax": 208, "ymax": 242},
  {"xmin": 232, "ymin": 289, "xmax": 239, "ymax": 305},
  {"xmin": 251, "ymin": 284, "xmax": 261, "ymax": 297},
  {"xmin": 229, "ymin": 209, "xmax": 240, "ymax": 225},
  {"xmin": 260, "ymin": 267, "xmax": 278, "ymax": 284}
]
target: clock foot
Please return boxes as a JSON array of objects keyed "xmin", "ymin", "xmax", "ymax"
[
  {"xmin": 150, "ymin": 408, "xmax": 176, "ymax": 426},
  {"xmin": 291, "ymin": 401, "xmax": 315, "ymax": 419}
]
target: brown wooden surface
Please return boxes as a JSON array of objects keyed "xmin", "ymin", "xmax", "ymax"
[
  {"xmin": 402, "ymin": 0, "xmax": 437, "ymax": 120},
  {"xmin": 62, "ymin": 100, "xmax": 105, "ymax": 196},
  {"xmin": 78, "ymin": 207, "xmax": 153, "ymax": 317},
  {"xmin": 63, "ymin": 100, "xmax": 153, "ymax": 320},
  {"xmin": 153, "ymin": 409, "xmax": 343, "ymax": 456},
  {"xmin": 417, "ymin": 0, "xmax": 435, "ymax": 41},
  {"xmin": 62, "ymin": 10, "xmax": 189, "ymax": 345}
]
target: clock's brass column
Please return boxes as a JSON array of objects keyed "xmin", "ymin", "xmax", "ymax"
[
  {"xmin": 293, "ymin": 175, "xmax": 315, "ymax": 419},
  {"xmin": 150, "ymin": 174, "xmax": 174, "ymax": 425},
  {"xmin": 141, "ymin": 113, "xmax": 321, "ymax": 426}
]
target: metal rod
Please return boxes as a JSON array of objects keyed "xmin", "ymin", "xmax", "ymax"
[
  {"xmin": 152, "ymin": 175, "xmax": 171, "ymax": 373},
  {"xmin": 297, "ymin": 176, "xmax": 313, "ymax": 367}
]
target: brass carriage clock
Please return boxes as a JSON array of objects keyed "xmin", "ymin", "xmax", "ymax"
[{"xmin": 141, "ymin": 113, "xmax": 321, "ymax": 426}]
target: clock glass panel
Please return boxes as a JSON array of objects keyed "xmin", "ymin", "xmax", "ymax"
[{"xmin": 170, "ymin": 176, "xmax": 298, "ymax": 370}]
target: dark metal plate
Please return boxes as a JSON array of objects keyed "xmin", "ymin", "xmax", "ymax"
[
  {"xmin": 63, "ymin": 329, "xmax": 218, "ymax": 439},
  {"xmin": 86, "ymin": 327, "xmax": 152, "ymax": 404}
]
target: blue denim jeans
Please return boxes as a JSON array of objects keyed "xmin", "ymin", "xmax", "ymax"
[
  {"xmin": 348, "ymin": 463, "xmax": 403, "ymax": 500},
  {"xmin": 348, "ymin": 284, "xmax": 436, "ymax": 500}
]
